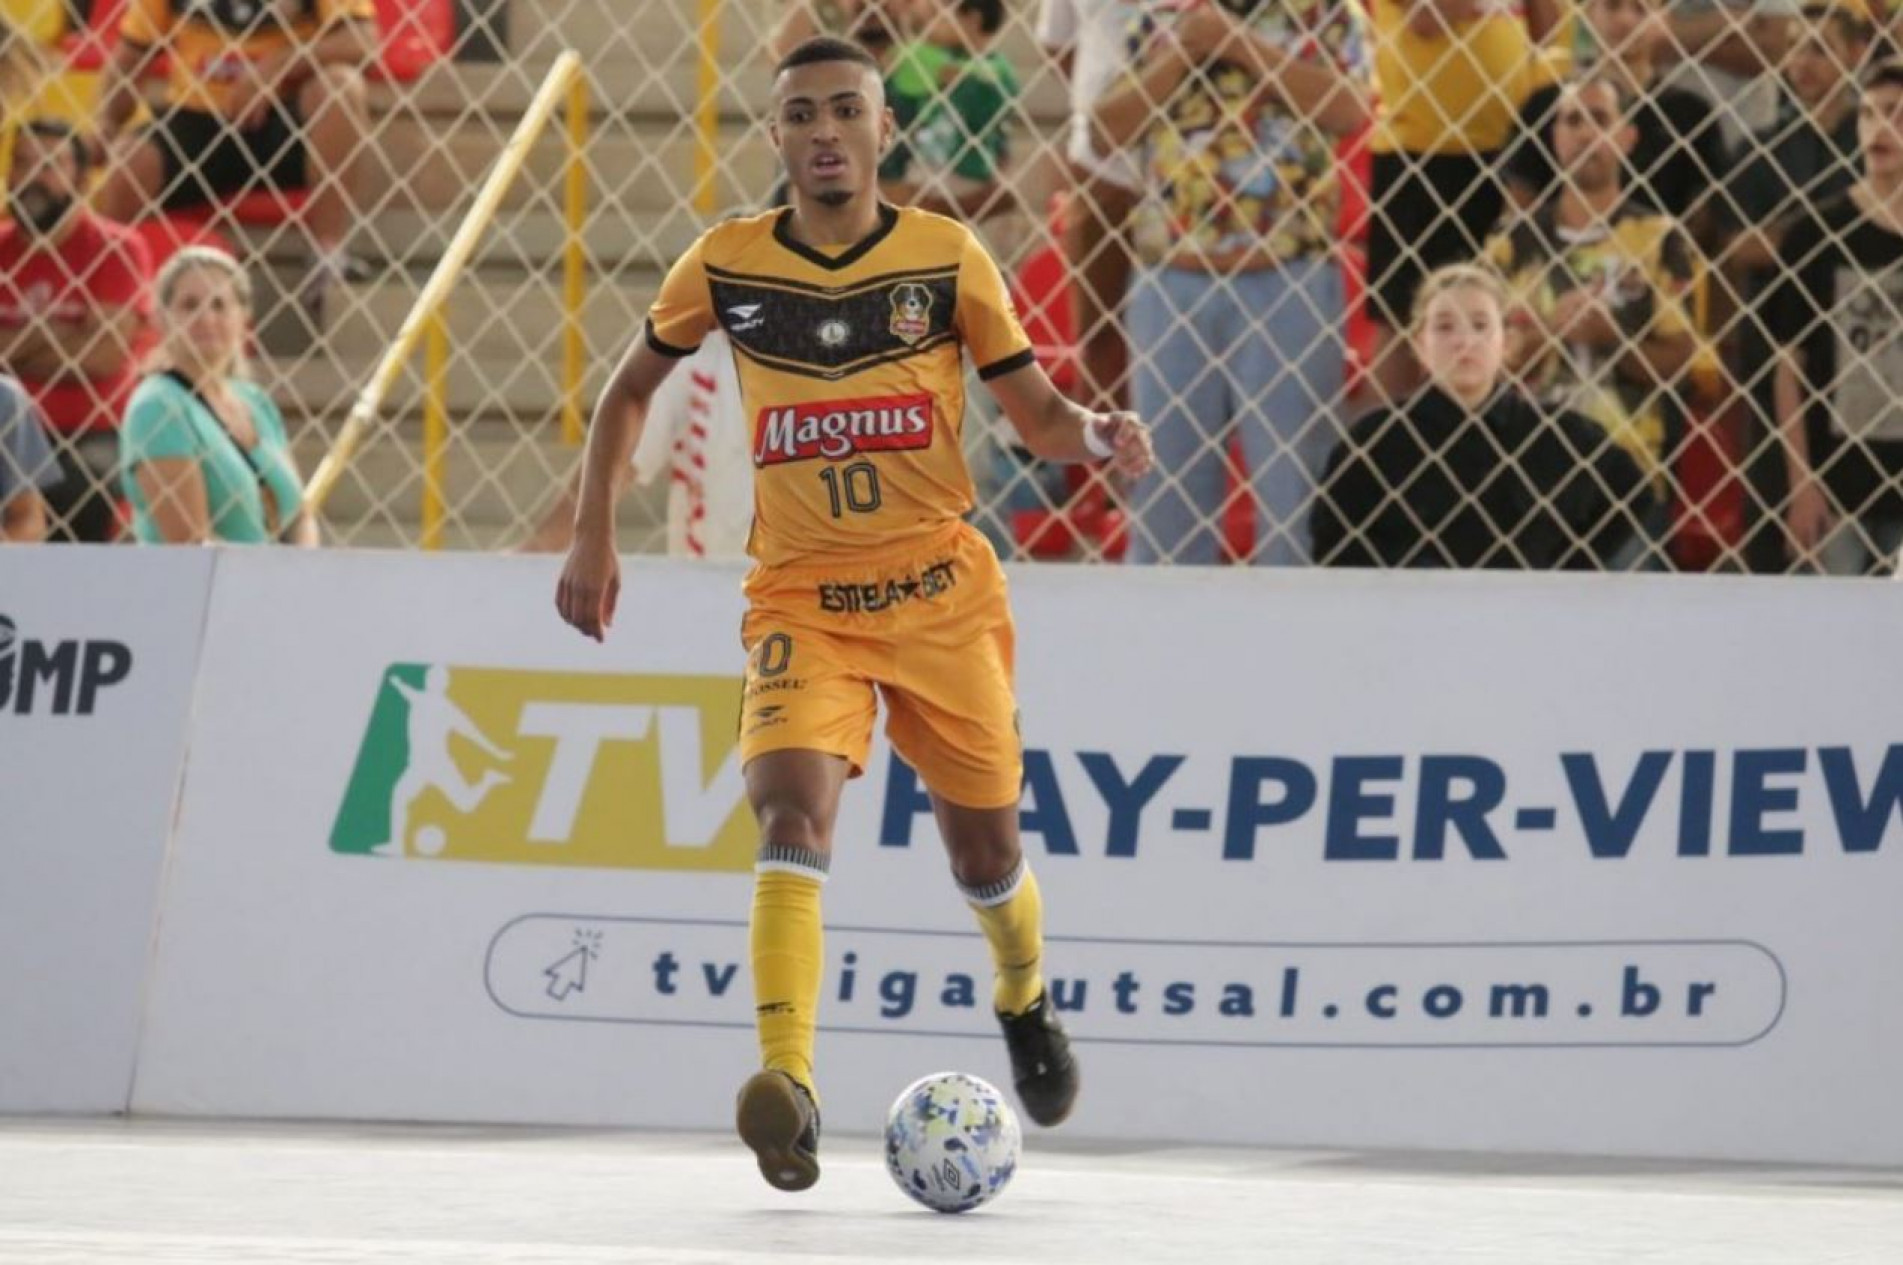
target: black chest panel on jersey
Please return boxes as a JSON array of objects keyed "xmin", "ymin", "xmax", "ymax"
[{"xmin": 706, "ymin": 265, "xmax": 959, "ymax": 381}]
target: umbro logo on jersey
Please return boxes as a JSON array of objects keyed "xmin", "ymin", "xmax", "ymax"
[
  {"xmin": 726, "ymin": 303, "xmax": 765, "ymax": 332},
  {"xmin": 753, "ymin": 393, "xmax": 934, "ymax": 466}
]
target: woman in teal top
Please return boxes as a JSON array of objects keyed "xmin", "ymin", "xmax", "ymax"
[{"xmin": 120, "ymin": 245, "xmax": 316, "ymax": 545}]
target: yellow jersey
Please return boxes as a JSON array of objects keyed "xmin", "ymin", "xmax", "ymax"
[
  {"xmin": 122, "ymin": 0, "xmax": 376, "ymax": 117},
  {"xmin": 1368, "ymin": 0, "xmax": 1561, "ymax": 156},
  {"xmin": 644, "ymin": 204, "xmax": 1034, "ymax": 567}
]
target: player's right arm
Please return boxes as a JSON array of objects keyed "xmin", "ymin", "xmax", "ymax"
[
  {"xmin": 555, "ymin": 339, "xmax": 681, "ymax": 641},
  {"xmin": 556, "ymin": 237, "xmax": 716, "ymax": 640}
]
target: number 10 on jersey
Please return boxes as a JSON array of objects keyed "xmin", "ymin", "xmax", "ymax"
[{"xmin": 820, "ymin": 461, "xmax": 883, "ymax": 517}]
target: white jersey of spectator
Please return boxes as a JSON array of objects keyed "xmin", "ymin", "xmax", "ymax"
[
  {"xmin": 1037, "ymin": 0, "xmax": 1143, "ymax": 191},
  {"xmin": 631, "ymin": 328, "xmax": 751, "ymax": 559}
]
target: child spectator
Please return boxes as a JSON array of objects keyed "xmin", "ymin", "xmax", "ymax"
[
  {"xmin": 880, "ymin": 0, "xmax": 1021, "ymax": 220},
  {"xmin": 1313, "ymin": 263, "xmax": 1649, "ymax": 566}
]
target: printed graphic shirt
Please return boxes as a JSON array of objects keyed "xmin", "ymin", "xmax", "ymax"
[
  {"xmin": 1764, "ymin": 191, "xmax": 1903, "ymax": 515},
  {"xmin": 644, "ymin": 204, "xmax": 1034, "ymax": 566},
  {"xmin": 121, "ymin": 0, "xmax": 376, "ymax": 117},
  {"xmin": 1122, "ymin": 0, "xmax": 1369, "ymax": 268},
  {"xmin": 1484, "ymin": 201, "xmax": 1695, "ymax": 483}
]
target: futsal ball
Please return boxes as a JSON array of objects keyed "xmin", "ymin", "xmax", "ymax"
[{"xmin": 884, "ymin": 1071, "xmax": 1021, "ymax": 1213}]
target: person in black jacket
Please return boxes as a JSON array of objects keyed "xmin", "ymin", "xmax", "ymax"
[{"xmin": 1313, "ymin": 264, "xmax": 1654, "ymax": 568}]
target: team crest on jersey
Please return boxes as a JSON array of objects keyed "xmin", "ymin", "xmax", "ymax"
[{"xmin": 889, "ymin": 284, "xmax": 934, "ymax": 345}]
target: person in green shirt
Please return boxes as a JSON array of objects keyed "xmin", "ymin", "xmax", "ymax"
[
  {"xmin": 120, "ymin": 246, "xmax": 316, "ymax": 546},
  {"xmin": 879, "ymin": 0, "xmax": 1019, "ymax": 220}
]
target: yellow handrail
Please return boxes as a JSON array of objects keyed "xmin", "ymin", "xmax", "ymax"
[
  {"xmin": 421, "ymin": 307, "xmax": 448, "ymax": 549},
  {"xmin": 303, "ymin": 50, "xmax": 588, "ymax": 519},
  {"xmin": 562, "ymin": 71, "xmax": 589, "ymax": 445},
  {"xmin": 693, "ymin": 0, "xmax": 722, "ymax": 215}
]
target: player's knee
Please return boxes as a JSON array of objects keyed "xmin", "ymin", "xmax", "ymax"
[
  {"xmin": 754, "ymin": 800, "xmax": 832, "ymax": 854},
  {"xmin": 949, "ymin": 843, "xmax": 1020, "ymax": 890}
]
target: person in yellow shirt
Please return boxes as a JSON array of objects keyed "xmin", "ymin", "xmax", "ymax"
[
  {"xmin": 1366, "ymin": 0, "xmax": 1562, "ymax": 399},
  {"xmin": 92, "ymin": 0, "xmax": 379, "ymax": 309},
  {"xmin": 555, "ymin": 36, "xmax": 1153, "ymax": 1194}
]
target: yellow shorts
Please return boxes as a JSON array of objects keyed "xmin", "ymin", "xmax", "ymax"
[{"xmin": 739, "ymin": 521, "xmax": 1021, "ymax": 809}]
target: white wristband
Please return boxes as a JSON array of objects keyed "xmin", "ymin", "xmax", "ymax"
[{"xmin": 1081, "ymin": 416, "xmax": 1114, "ymax": 460}]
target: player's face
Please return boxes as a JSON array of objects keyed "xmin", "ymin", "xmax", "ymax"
[
  {"xmin": 771, "ymin": 60, "xmax": 893, "ymax": 209},
  {"xmin": 1860, "ymin": 84, "xmax": 1903, "ymax": 182},
  {"xmin": 1415, "ymin": 284, "xmax": 1506, "ymax": 406}
]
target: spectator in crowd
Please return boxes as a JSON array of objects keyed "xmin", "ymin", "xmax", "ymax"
[
  {"xmin": 120, "ymin": 246, "xmax": 315, "ymax": 546},
  {"xmin": 92, "ymin": 0, "xmax": 379, "ymax": 309},
  {"xmin": 1313, "ymin": 264, "xmax": 1649, "ymax": 566},
  {"xmin": 0, "ymin": 375, "xmax": 58, "ymax": 542},
  {"xmin": 1659, "ymin": 0, "xmax": 1796, "ymax": 152},
  {"xmin": 0, "ymin": 121, "xmax": 154, "ymax": 543},
  {"xmin": 1487, "ymin": 75, "xmax": 1698, "ymax": 538},
  {"xmin": 1364, "ymin": 0, "xmax": 1562, "ymax": 400},
  {"xmin": 1720, "ymin": 0, "xmax": 1871, "ymax": 569},
  {"xmin": 1038, "ymin": 0, "xmax": 1141, "ymax": 408},
  {"xmin": 1509, "ymin": 0, "xmax": 1730, "ymax": 243},
  {"xmin": 880, "ymin": 0, "xmax": 1020, "ymax": 220},
  {"xmin": 1765, "ymin": 57, "xmax": 1903, "ymax": 573},
  {"xmin": 521, "ymin": 328, "xmax": 750, "ymax": 559},
  {"xmin": 1092, "ymin": 0, "xmax": 1371, "ymax": 565}
]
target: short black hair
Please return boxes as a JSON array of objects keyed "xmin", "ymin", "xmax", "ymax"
[
  {"xmin": 18, "ymin": 118, "xmax": 87, "ymax": 177},
  {"xmin": 1866, "ymin": 53, "xmax": 1903, "ymax": 90},
  {"xmin": 774, "ymin": 35, "xmax": 882, "ymax": 78},
  {"xmin": 959, "ymin": 0, "xmax": 1005, "ymax": 36}
]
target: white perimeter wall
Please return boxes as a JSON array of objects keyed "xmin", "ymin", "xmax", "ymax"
[{"xmin": 5, "ymin": 547, "xmax": 1902, "ymax": 1165}]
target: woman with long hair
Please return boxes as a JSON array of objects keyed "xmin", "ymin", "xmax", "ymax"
[
  {"xmin": 1313, "ymin": 263, "xmax": 1652, "ymax": 568},
  {"xmin": 119, "ymin": 246, "xmax": 316, "ymax": 545}
]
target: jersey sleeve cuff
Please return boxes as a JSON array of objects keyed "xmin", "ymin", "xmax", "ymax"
[
  {"xmin": 645, "ymin": 319, "xmax": 700, "ymax": 359},
  {"xmin": 976, "ymin": 347, "xmax": 1036, "ymax": 381}
]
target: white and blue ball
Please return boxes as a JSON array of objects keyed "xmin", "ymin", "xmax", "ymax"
[{"xmin": 883, "ymin": 1071, "xmax": 1021, "ymax": 1213}]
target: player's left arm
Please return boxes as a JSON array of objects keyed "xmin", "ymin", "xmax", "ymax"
[
  {"xmin": 985, "ymin": 361, "xmax": 1152, "ymax": 478},
  {"xmin": 958, "ymin": 229, "xmax": 1153, "ymax": 477}
]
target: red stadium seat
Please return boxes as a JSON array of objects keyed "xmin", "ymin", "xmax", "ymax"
[
  {"xmin": 61, "ymin": 0, "xmax": 169, "ymax": 76},
  {"xmin": 370, "ymin": 0, "xmax": 452, "ymax": 84},
  {"xmin": 1670, "ymin": 397, "xmax": 1746, "ymax": 571}
]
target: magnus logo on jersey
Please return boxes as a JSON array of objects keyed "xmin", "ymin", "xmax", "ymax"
[
  {"xmin": 329, "ymin": 664, "xmax": 756, "ymax": 869},
  {"xmin": 753, "ymin": 392, "xmax": 935, "ymax": 466},
  {"xmin": 0, "ymin": 613, "xmax": 133, "ymax": 716}
]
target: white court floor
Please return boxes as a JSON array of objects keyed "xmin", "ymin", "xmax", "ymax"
[{"xmin": 2, "ymin": 1119, "xmax": 1900, "ymax": 1264}]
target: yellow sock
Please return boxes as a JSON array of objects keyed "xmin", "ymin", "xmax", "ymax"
[
  {"xmin": 965, "ymin": 859, "xmax": 1045, "ymax": 1016},
  {"xmin": 750, "ymin": 860, "xmax": 825, "ymax": 1101}
]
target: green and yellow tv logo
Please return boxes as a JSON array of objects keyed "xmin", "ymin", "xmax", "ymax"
[{"xmin": 330, "ymin": 664, "xmax": 756, "ymax": 869}]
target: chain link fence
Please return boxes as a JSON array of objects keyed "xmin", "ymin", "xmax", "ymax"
[{"xmin": 3, "ymin": 0, "xmax": 1901, "ymax": 571}]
